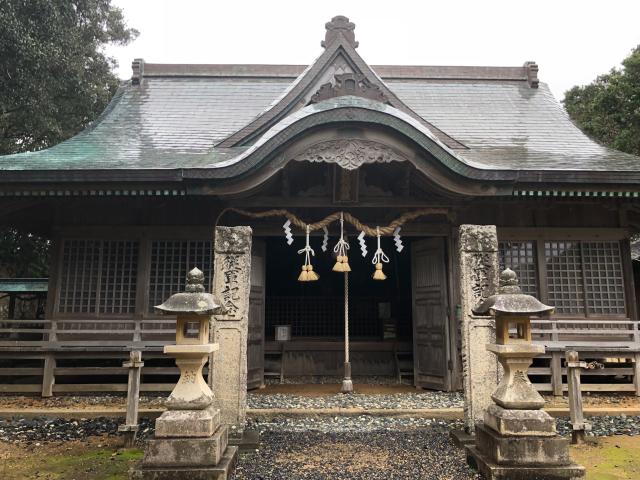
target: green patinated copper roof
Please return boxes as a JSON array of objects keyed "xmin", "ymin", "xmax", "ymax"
[
  {"xmin": 0, "ymin": 278, "xmax": 49, "ymax": 293},
  {"xmin": 2, "ymin": 53, "xmax": 640, "ymax": 189}
]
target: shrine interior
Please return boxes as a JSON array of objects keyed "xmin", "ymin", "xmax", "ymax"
[{"xmin": 263, "ymin": 236, "xmax": 417, "ymax": 377}]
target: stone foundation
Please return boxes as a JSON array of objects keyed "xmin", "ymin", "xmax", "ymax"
[{"xmin": 133, "ymin": 403, "xmax": 237, "ymax": 479}]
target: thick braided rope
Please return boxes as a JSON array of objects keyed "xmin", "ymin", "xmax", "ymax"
[{"xmin": 216, "ymin": 207, "xmax": 449, "ymax": 236}]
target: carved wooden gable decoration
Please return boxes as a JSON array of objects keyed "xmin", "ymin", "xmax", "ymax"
[{"xmin": 310, "ymin": 73, "xmax": 389, "ymax": 104}]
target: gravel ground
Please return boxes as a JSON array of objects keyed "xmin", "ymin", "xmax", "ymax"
[
  {"xmin": 1, "ymin": 414, "xmax": 639, "ymax": 445},
  {"xmin": 1, "ymin": 415, "xmax": 640, "ymax": 479},
  {"xmin": 248, "ymin": 391, "xmax": 464, "ymax": 410}
]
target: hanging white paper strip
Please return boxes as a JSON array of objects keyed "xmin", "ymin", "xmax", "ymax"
[
  {"xmin": 283, "ymin": 219, "xmax": 293, "ymax": 245},
  {"xmin": 321, "ymin": 226, "xmax": 329, "ymax": 252},
  {"xmin": 393, "ymin": 227, "xmax": 404, "ymax": 252},
  {"xmin": 357, "ymin": 231, "xmax": 368, "ymax": 257}
]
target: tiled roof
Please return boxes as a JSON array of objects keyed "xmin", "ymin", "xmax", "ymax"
[
  {"xmin": 388, "ymin": 80, "xmax": 640, "ymax": 171},
  {"xmin": 1, "ymin": 63, "xmax": 639, "ymax": 182}
]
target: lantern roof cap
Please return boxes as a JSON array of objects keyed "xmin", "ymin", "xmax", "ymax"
[
  {"xmin": 154, "ymin": 268, "xmax": 224, "ymax": 315},
  {"xmin": 473, "ymin": 268, "xmax": 554, "ymax": 316}
]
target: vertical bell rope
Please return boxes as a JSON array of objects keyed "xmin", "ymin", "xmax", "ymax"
[{"xmin": 341, "ymin": 269, "xmax": 353, "ymax": 393}]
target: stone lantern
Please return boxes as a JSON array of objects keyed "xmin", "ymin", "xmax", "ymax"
[
  {"xmin": 466, "ymin": 268, "xmax": 585, "ymax": 480},
  {"xmin": 132, "ymin": 268, "xmax": 237, "ymax": 480}
]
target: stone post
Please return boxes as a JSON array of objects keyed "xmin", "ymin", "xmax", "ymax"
[
  {"xmin": 210, "ymin": 226, "xmax": 252, "ymax": 434},
  {"xmin": 458, "ymin": 225, "xmax": 500, "ymax": 433}
]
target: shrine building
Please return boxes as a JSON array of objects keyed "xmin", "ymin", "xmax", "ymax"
[{"xmin": 2, "ymin": 16, "xmax": 640, "ymax": 395}]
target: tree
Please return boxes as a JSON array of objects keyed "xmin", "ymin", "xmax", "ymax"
[
  {"xmin": 0, "ymin": 0, "xmax": 138, "ymax": 154},
  {"xmin": 563, "ymin": 46, "xmax": 640, "ymax": 157},
  {"xmin": 0, "ymin": 1, "xmax": 137, "ymax": 276},
  {"xmin": 0, "ymin": 230, "xmax": 49, "ymax": 277}
]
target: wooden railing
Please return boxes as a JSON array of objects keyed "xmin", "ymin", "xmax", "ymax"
[
  {"xmin": 0, "ymin": 317, "xmax": 639, "ymax": 395},
  {"xmin": 0, "ymin": 318, "xmax": 176, "ymax": 349}
]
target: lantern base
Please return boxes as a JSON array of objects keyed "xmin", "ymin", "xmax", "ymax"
[
  {"xmin": 131, "ymin": 446, "xmax": 237, "ymax": 480},
  {"xmin": 467, "ymin": 444, "xmax": 584, "ymax": 480}
]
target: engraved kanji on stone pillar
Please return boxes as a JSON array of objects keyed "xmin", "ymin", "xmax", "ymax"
[
  {"xmin": 458, "ymin": 225, "xmax": 500, "ymax": 433},
  {"xmin": 210, "ymin": 226, "xmax": 252, "ymax": 433}
]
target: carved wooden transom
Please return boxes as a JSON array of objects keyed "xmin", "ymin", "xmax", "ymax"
[
  {"xmin": 293, "ymin": 139, "xmax": 407, "ymax": 170},
  {"xmin": 310, "ymin": 73, "xmax": 388, "ymax": 104}
]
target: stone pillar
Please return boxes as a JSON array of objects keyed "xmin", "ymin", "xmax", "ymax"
[
  {"xmin": 210, "ymin": 226, "xmax": 252, "ymax": 433},
  {"xmin": 458, "ymin": 225, "xmax": 500, "ymax": 433}
]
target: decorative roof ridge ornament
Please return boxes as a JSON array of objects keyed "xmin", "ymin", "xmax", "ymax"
[
  {"xmin": 131, "ymin": 58, "xmax": 145, "ymax": 86},
  {"xmin": 472, "ymin": 268, "xmax": 554, "ymax": 316},
  {"xmin": 322, "ymin": 15, "xmax": 358, "ymax": 49},
  {"xmin": 524, "ymin": 61, "xmax": 539, "ymax": 88}
]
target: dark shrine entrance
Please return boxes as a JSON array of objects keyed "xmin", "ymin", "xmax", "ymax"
[{"xmin": 247, "ymin": 234, "xmax": 452, "ymax": 391}]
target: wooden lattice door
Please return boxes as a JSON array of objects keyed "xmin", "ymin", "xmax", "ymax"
[
  {"xmin": 247, "ymin": 239, "xmax": 266, "ymax": 390},
  {"xmin": 411, "ymin": 238, "xmax": 450, "ymax": 390}
]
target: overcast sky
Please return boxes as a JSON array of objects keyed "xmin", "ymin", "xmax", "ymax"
[{"xmin": 107, "ymin": 0, "xmax": 640, "ymax": 101}]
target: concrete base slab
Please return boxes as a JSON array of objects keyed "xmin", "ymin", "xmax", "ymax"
[
  {"xmin": 131, "ymin": 446, "xmax": 238, "ymax": 480},
  {"xmin": 142, "ymin": 426, "xmax": 228, "ymax": 467},
  {"xmin": 449, "ymin": 429, "xmax": 475, "ymax": 448},
  {"xmin": 228, "ymin": 427, "xmax": 260, "ymax": 452},
  {"xmin": 466, "ymin": 445, "xmax": 585, "ymax": 480}
]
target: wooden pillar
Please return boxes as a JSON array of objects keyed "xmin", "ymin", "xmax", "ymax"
[
  {"xmin": 41, "ymin": 354, "xmax": 56, "ymax": 397},
  {"xmin": 118, "ymin": 350, "xmax": 144, "ymax": 448},
  {"xmin": 566, "ymin": 350, "xmax": 590, "ymax": 444},
  {"xmin": 634, "ymin": 352, "xmax": 640, "ymax": 397},
  {"xmin": 551, "ymin": 351, "xmax": 563, "ymax": 397}
]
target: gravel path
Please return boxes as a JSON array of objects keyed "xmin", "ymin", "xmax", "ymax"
[
  {"xmin": 248, "ymin": 392, "xmax": 464, "ymax": 410},
  {"xmin": 232, "ymin": 429, "xmax": 481, "ymax": 480}
]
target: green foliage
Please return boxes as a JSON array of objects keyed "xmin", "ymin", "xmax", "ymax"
[
  {"xmin": 0, "ymin": 0, "xmax": 138, "ymax": 154},
  {"xmin": 563, "ymin": 46, "xmax": 640, "ymax": 156},
  {"xmin": 0, "ymin": 229, "xmax": 50, "ymax": 277}
]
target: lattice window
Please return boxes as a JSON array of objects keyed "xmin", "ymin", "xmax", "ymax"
[
  {"xmin": 498, "ymin": 241, "xmax": 538, "ymax": 296},
  {"xmin": 149, "ymin": 240, "xmax": 213, "ymax": 311},
  {"xmin": 58, "ymin": 239, "xmax": 139, "ymax": 315},
  {"xmin": 583, "ymin": 241, "xmax": 626, "ymax": 315},
  {"xmin": 545, "ymin": 241, "xmax": 584, "ymax": 314},
  {"xmin": 59, "ymin": 240, "xmax": 101, "ymax": 313},
  {"xmin": 100, "ymin": 241, "xmax": 139, "ymax": 314}
]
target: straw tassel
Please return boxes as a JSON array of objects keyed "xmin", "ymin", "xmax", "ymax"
[
  {"xmin": 333, "ymin": 212, "xmax": 351, "ymax": 272},
  {"xmin": 298, "ymin": 225, "xmax": 318, "ymax": 282},
  {"xmin": 372, "ymin": 226, "xmax": 389, "ymax": 281},
  {"xmin": 298, "ymin": 264, "xmax": 309, "ymax": 282},
  {"xmin": 373, "ymin": 262, "xmax": 386, "ymax": 280}
]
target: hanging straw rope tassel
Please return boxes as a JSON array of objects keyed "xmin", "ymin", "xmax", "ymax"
[
  {"xmin": 341, "ymin": 270, "xmax": 353, "ymax": 393},
  {"xmin": 333, "ymin": 212, "xmax": 351, "ymax": 272},
  {"xmin": 297, "ymin": 225, "xmax": 319, "ymax": 282},
  {"xmin": 372, "ymin": 226, "xmax": 389, "ymax": 280}
]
